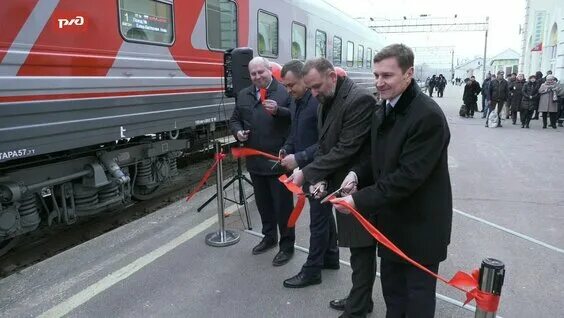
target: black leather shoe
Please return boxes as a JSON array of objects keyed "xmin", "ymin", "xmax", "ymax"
[
  {"xmin": 252, "ymin": 239, "xmax": 276, "ymax": 255},
  {"xmin": 283, "ymin": 271, "xmax": 321, "ymax": 288},
  {"xmin": 322, "ymin": 262, "xmax": 340, "ymax": 270},
  {"xmin": 272, "ymin": 250, "xmax": 293, "ymax": 266},
  {"xmin": 329, "ymin": 298, "xmax": 373, "ymax": 313}
]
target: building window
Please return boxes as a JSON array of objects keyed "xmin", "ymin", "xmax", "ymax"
[
  {"xmin": 257, "ymin": 10, "xmax": 278, "ymax": 57},
  {"xmin": 357, "ymin": 45, "xmax": 364, "ymax": 68},
  {"xmin": 315, "ymin": 30, "xmax": 327, "ymax": 58},
  {"xmin": 119, "ymin": 0, "xmax": 174, "ymax": 45},
  {"xmin": 205, "ymin": 0, "xmax": 237, "ymax": 50},
  {"xmin": 333, "ymin": 36, "xmax": 342, "ymax": 66},
  {"xmin": 366, "ymin": 48, "xmax": 372, "ymax": 69},
  {"xmin": 291, "ymin": 22, "xmax": 306, "ymax": 61},
  {"xmin": 347, "ymin": 41, "xmax": 354, "ymax": 67}
]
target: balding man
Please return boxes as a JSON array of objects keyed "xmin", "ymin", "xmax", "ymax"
[{"xmin": 229, "ymin": 57, "xmax": 295, "ymax": 266}]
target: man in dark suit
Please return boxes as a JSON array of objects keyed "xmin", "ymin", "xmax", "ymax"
[
  {"xmin": 333, "ymin": 44, "xmax": 453, "ymax": 318},
  {"xmin": 286, "ymin": 57, "xmax": 376, "ymax": 317},
  {"xmin": 278, "ymin": 60, "xmax": 340, "ymax": 288},
  {"xmin": 229, "ymin": 57, "xmax": 294, "ymax": 266},
  {"xmin": 488, "ymin": 70, "xmax": 509, "ymax": 127}
]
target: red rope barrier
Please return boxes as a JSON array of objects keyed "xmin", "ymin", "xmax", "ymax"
[{"xmin": 185, "ymin": 153, "xmax": 226, "ymax": 202}]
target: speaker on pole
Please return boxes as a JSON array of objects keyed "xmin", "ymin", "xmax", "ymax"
[{"xmin": 224, "ymin": 47, "xmax": 253, "ymax": 98}]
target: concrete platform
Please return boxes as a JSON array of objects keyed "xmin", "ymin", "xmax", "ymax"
[{"xmin": 0, "ymin": 85, "xmax": 563, "ymax": 318}]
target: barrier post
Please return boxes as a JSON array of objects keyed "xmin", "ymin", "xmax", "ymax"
[
  {"xmin": 475, "ymin": 258, "xmax": 505, "ymax": 318},
  {"xmin": 205, "ymin": 141, "xmax": 240, "ymax": 247}
]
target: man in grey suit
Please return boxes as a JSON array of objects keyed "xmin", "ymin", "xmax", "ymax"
[{"xmin": 286, "ymin": 57, "xmax": 377, "ymax": 317}]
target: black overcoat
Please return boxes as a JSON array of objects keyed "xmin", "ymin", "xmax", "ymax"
[
  {"xmin": 302, "ymin": 77, "xmax": 376, "ymax": 247},
  {"xmin": 352, "ymin": 80, "xmax": 453, "ymax": 264}
]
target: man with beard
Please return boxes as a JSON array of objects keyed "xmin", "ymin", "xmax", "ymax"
[
  {"xmin": 332, "ymin": 43, "xmax": 452, "ymax": 318},
  {"xmin": 279, "ymin": 60, "xmax": 340, "ymax": 288},
  {"xmin": 285, "ymin": 57, "xmax": 376, "ymax": 317},
  {"xmin": 229, "ymin": 57, "xmax": 294, "ymax": 266}
]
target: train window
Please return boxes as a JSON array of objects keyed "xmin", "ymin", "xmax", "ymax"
[
  {"xmin": 258, "ymin": 10, "xmax": 279, "ymax": 57},
  {"xmin": 315, "ymin": 30, "xmax": 327, "ymax": 58},
  {"xmin": 346, "ymin": 41, "xmax": 354, "ymax": 67},
  {"xmin": 333, "ymin": 36, "xmax": 342, "ymax": 65},
  {"xmin": 357, "ymin": 45, "xmax": 364, "ymax": 68},
  {"xmin": 291, "ymin": 22, "xmax": 306, "ymax": 61},
  {"xmin": 206, "ymin": 0, "xmax": 237, "ymax": 50},
  {"xmin": 118, "ymin": 0, "xmax": 174, "ymax": 45},
  {"xmin": 366, "ymin": 48, "xmax": 372, "ymax": 69}
]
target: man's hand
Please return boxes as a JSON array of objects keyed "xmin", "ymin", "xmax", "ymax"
[
  {"xmin": 281, "ymin": 154, "xmax": 298, "ymax": 170},
  {"xmin": 309, "ymin": 180, "xmax": 327, "ymax": 199},
  {"xmin": 331, "ymin": 195, "xmax": 355, "ymax": 214},
  {"xmin": 285, "ymin": 168, "xmax": 304, "ymax": 187},
  {"xmin": 263, "ymin": 99, "xmax": 278, "ymax": 115},
  {"xmin": 340, "ymin": 171, "xmax": 358, "ymax": 196},
  {"xmin": 236, "ymin": 130, "xmax": 250, "ymax": 142}
]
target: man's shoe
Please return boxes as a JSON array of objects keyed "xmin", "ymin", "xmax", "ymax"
[
  {"xmin": 329, "ymin": 298, "xmax": 373, "ymax": 313},
  {"xmin": 283, "ymin": 271, "xmax": 321, "ymax": 288},
  {"xmin": 252, "ymin": 239, "xmax": 276, "ymax": 255},
  {"xmin": 322, "ymin": 262, "xmax": 341, "ymax": 270},
  {"xmin": 272, "ymin": 250, "xmax": 293, "ymax": 266}
]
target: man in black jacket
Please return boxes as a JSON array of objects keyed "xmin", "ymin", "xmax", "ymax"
[
  {"xmin": 488, "ymin": 70, "xmax": 509, "ymax": 127},
  {"xmin": 229, "ymin": 57, "xmax": 294, "ymax": 266},
  {"xmin": 279, "ymin": 60, "xmax": 340, "ymax": 288},
  {"xmin": 333, "ymin": 44, "xmax": 452, "ymax": 318},
  {"xmin": 286, "ymin": 57, "xmax": 376, "ymax": 317},
  {"xmin": 463, "ymin": 76, "xmax": 481, "ymax": 118}
]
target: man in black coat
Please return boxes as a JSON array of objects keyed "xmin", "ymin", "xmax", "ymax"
[
  {"xmin": 278, "ymin": 60, "xmax": 340, "ymax": 288},
  {"xmin": 285, "ymin": 57, "xmax": 376, "ymax": 317},
  {"xmin": 463, "ymin": 76, "xmax": 481, "ymax": 118},
  {"xmin": 229, "ymin": 57, "xmax": 294, "ymax": 266},
  {"xmin": 333, "ymin": 44, "xmax": 452, "ymax": 318},
  {"xmin": 488, "ymin": 70, "xmax": 509, "ymax": 127}
]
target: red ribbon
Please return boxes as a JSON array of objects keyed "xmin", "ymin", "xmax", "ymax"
[
  {"xmin": 278, "ymin": 175, "xmax": 306, "ymax": 228},
  {"xmin": 185, "ymin": 153, "xmax": 226, "ymax": 202},
  {"xmin": 231, "ymin": 147, "xmax": 279, "ymax": 161},
  {"xmin": 259, "ymin": 88, "xmax": 267, "ymax": 102},
  {"xmin": 329, "ymin": 199, "xmax": 501, "ymax": 312}
]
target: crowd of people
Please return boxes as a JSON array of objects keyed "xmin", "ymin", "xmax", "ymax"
[
  {"xmin": 461, "ymin": 70, "xmax": 564, "ymax": 129},
  {"xmin": 229, "ymin": 44, "xmax": 452, "ymax": 318},
  {"xmin": 424, "ymin": 74, "xmax": 447, "ymax": 97}
]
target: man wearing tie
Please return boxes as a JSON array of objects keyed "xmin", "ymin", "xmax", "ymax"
[
  {"xmin": 229, "ymin": 57, "xmax": 294, "ymax": 266},
  {"xmin": 333, "ymin": 44, "xmax": 453, "ymax": 318}
]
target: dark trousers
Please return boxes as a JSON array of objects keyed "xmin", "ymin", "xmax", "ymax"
[
  {"xmin": 302, "ymin": 198, "xmax": 339, "ymax": 276},
  {"xmin": 342, "ymin": 245, "xmax": 377, "ymax": 318},
  {"xmin": 428, "ymin": 86, "xmax": 434, "ymax": 97},
  {"xmin": 542, "ymin": 112, "xmax": 558, "ymax": 128},
  {"xmin": 465, "ymin": 101, "xmax": 476, "ymax": 117},
  {"xmin": 481, "ymin": 95, "xmax": 487, "ymax": 112},
  {"xmin": 489, "ymin": 100, "xmax": 504, "ymax": 126},
  {"xmin": 380, "ymin": 259, "xmax": 440, "ymax": 318},
  {"xmin": 520, "ymin": 109, "xmax": 533, "ymax": 127},
  {"xmin": 250, "ymin": 173, "xmax": 295, "ymax": 251},
  {"xmin": 437, "ymin": 87, "xmax": 444, "ymax": 97}
]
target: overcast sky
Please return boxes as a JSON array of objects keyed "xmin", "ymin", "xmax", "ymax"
[{"xmin": 325, "ymin": 0, "xmax": 525, "ymax": 67}]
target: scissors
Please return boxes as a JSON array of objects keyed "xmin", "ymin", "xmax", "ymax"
[
  {"xmin": 270, "ymin": 149, "xmax": 287, "ymax": 170},
  {"xmin": 320, "ymin": 181, "xmax": 355, "ymax": 203}
]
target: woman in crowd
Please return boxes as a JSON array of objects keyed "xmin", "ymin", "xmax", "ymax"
[
  {"xmin": 509, "ymin": 74, "xmax": 525, "ymax": 125},
  {"xmin": 520, "ymin": 75, "xmax": 539, "ymax": 128},
  {"xmin": 538, "ymin": 75, "xmax": 561, "ymax": 129}
]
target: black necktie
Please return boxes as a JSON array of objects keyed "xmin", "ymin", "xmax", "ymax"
[{"xmin": 385, "ymin": 102, "xmax": 393, "ymax": 117}]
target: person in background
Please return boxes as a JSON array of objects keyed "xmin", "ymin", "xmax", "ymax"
[
  {"xmin": 462, "ymin": 76, "xmax": 481, "ymax": 118},
  {"xmin": 279, "ymin": 60, "xmax": 340, "ymax": 288},
  {"xmin": 487, "ymin": 70, "xmax": 509, "ymax": 128},
  {"xmin": 520, "ymin": 75, "xmax": 539, "ymax": 128},
  {"xmin": 505, "ymin": 73, "xmax": 517, "ymax": 119},
  {"xmin": 532, "ymin": 71, "xmax": 544, "ymax": 119},
  {"xmin": 428, "ymin": 75, "xmax": 436, "ymax": 97},
  {"xmin": 509, "ymin": 74, "xmax": 525, "ymax": 125},
  {"xmin": 481, "ymin": 72, "xmax": 492, "ymax": 117},
  {"xmin": 229, "ymin": 57, "xmax": 295, "ymax": 266},
  {"xmin": 436, "ymin": 74, "xmax": 447, "ymax": 98},
  {"xmin": 538, "ymin": 75, "xmax": 562, "ymax": 129}
]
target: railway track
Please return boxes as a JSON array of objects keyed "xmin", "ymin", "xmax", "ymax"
[{"xmin": 0, "ymin": 149, "xmax": 240, "ymax": 278}]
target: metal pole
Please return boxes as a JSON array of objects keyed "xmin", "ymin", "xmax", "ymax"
[
  {"xmin": 205, "ymin": 141, "xmax": 240, "ymax": 247},
  {"xmin": 475, "ymin": 258, "xmax": 505, "ymax": 318},
  {"xmin": 482, "ymin": 17, "xmax": 489, "ymax": 82},
  {"xmin": 451, "ymin": 49, "xmax": 455, "ymax": 81}
]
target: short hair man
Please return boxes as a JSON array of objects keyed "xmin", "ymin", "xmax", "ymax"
[
  {"xmin": 333, "ymin": 44, "xmax": 453, "ymax": 318},
  {"xmin": 463, "ymin": 75, "xmax": 481, "ymax": 118},
  {"xmin": 229, "ymin": 57, "xmax": 295, "ymax": 266},
  {"xmin": 487, "ymin": 70, "xmax": 509, "ymax": 127},
  {"xmin": 279, "ymin": 60, "xmax": 340, "ymax": 288},
  {"xmin": 286, "ymin": 57, "xmax": 376, "ymax": 316}
]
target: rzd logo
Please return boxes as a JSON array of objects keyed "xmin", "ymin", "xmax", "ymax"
[{"xmin": 58, "ymin": 16, "xmax": 84, "ymax": 28}]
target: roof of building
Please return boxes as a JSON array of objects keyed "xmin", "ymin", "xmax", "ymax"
[
  {"xmin": 455, "ymin": 57, "xmax": 488, "ymax": 70},
  {"xmin": 489, "ymin": 48, "xmax": 520, "ymax": 63}
]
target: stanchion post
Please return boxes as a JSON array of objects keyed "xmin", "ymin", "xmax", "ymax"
[
  {"xmin": 475, "ymin": 258, "xmax": 505, "ymax": 318},
  {"xmin": 205, "ymin": 141, "xmax": 240, "ymax": 247}
]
